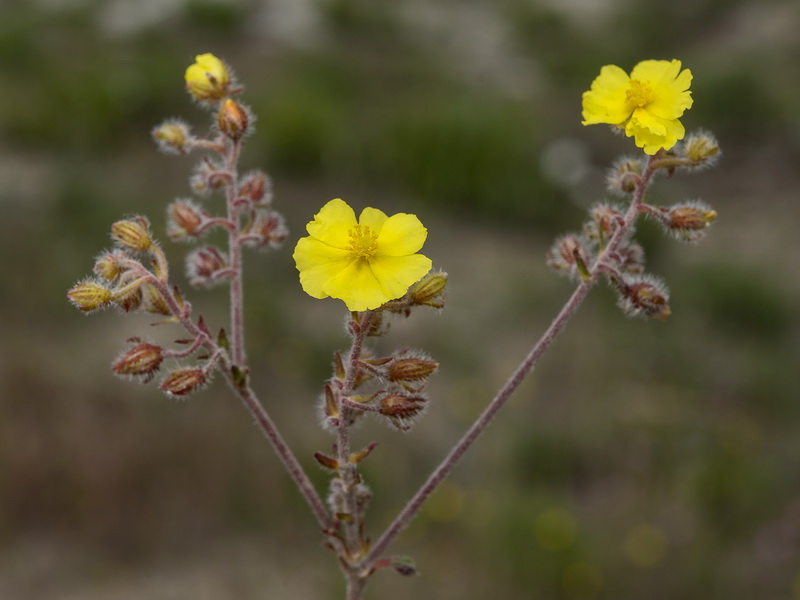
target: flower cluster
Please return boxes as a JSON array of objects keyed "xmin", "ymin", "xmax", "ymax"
[{"xmin": 549, "ymin": 61, "xmax": 720, "ymax": 319}]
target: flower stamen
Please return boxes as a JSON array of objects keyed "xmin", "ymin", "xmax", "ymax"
[
  {"xmin": 347, "ymin": 225, "xmax": 379, "ymax": 260},
  {"xmin": 626, "ymin": 79, "xmax": 653, "ymax": 108}
]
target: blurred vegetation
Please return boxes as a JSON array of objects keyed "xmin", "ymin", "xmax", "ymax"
[{"xmin": 2, "ymin": 0, "xmax": 800, "ymax": 599}]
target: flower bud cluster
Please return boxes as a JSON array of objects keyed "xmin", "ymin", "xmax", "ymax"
[{"xmin": 547, "ymin": 130, "xmax": 720, "ymax": 319}]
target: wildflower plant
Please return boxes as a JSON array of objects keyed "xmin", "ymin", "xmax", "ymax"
[{"xmin": 68, "ymin": 55, "xmax": 720, "ymax": 599}]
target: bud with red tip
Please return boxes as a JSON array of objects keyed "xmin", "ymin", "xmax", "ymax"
[
  {"xmin": 379, "ymin": 393, "xmax": 428, "ymax": 431},
  {"xmin": 159, "ymin": 367, "xmax": 208, "ymax": 398},
  {"xmin": 167, "ymin": 199, "xmax": 207, "ymax": 240},
  {"xmin": 112, "ymin": 342, "xmax": 164, "ymax": 382},
  {"xmin": 238, "ymin": 171, "xmax": 272, "ymax": 206},
  {"xmin": 186, "ymin": 245, "xmax": 229, "ymax": 287},
  {"xmin": 617, "ymin": 274, "xmax": 671, "ymax": 320},
  {"xmin": 218, "ymin": 99, "xmax": 250, "ymax": 140}
]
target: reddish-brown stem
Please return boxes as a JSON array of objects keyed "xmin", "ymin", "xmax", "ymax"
[
  {"xmin": 224, "ymin": 138, "xmax": 246, "ymax": 367},
  {"xmin": 361, "ymin": 156, "xmax": 658, "ymax": 571}
]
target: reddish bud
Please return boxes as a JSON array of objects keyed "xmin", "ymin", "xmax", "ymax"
[
  {"xmin": 618, "ymin": 275, "xmax": 671, "ymax": 320},
  {"xmin": 666, "ymin": 202, "xmax": 717, "ymax": 242},
  {"xmin": 238, "ymin": 171, "xmax": 271, "ymax": 205},
  {"xmin": 218, "ymin": 99, "xmax": 250, "ymax": 140},
  {"xmin": 546, "ymin": 234, "xmax": 591, "ymax": 278},
  {"xmin": 186, "ymin": 245, "xmax": 229, "ymax": 287},
  {"xmin": 379, "ymin": 393, "xmax": 427, "ymax": 431},
  {"xmin": 159, "ymin": 368, "xmax": 208, "ymax": 397},
  {"xmin": 167, "ymin": 200, "xmax": 206, "ymax": 240},
  {"xmin": 241, "ymin": 211, "xmax": 288, "ymax": 250},
  {"xmin": 112, "ymin": 343, "xmax": 164, "ymax": 382},
  {"xmin": 387, "ymin": 353, "xmax": 438, "ymax": 384}
]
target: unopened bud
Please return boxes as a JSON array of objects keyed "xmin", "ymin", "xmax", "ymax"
[
  {"xmin": 241, "ymin": 211, "xmax": 288, "ymax": 250},
  {"xmin": 93, "ymin": 250, "xmax": 129, "ymax": 282},
  {"xmin": 546, "ymin": 234, "xmax": 591, "ymax": 278},
  {"xmin": 167, "ymin": 200, "xmax": 206, "ymax": 240},
  {"xmin": 67, "ymin": 279, "xmax": 113, "ymax": 313},
  {"xmin": 665, "ymin": 201, "xmax": 717, "ymax": 243},
  {"xmin": 190, "ymin": 159, "xmax": 228, "ymax": 195},
  {"xmin": 409, "ymin": 271, "xmax": 448, "ymax": 308},
  {"xmin": 112, "ymin": 342, "xmax": 164, "ymax": 382},
  {"xmin": 583, "ymin": 203, "xmax": 622, "ymax": 246},
  {"xmin": 184, "ymin": 53, "xmax": 231, "ymax": 103},
  {"xmin": 218, "ymin": 99, "xmax": 250, "ymax": 140},
  {"xmin": 379, "ymin": 393, "xmax": 427, "ymax": 431},
  {"xmin": 159, "ymin": 367, "xmax": 208, "ymax": 397},
  {"xmin": 387, "ymin": 353, "xmax": 439, "ymax": 384},
  {"xmin": 111, "ymin": 217, "xmax": 152, "ymax": 251},
  {"xmin": 152, "ymin": 120, "xmax": 192, "ymax": 154},
  {"xmin": 618, "ymin": 275, "xmax": 671, "ymax": 320},
  {"xmin": 186, "ymin": 245, "xmax": 229, "ymax": 287},
  {"xmin": 615, "ymin": 239, "xmax": 645, "ymax": 274},
  {"xmin": 681, "ymin": 131, "xmax": 720, "ymax": 168},
  {"xmin": 238, "ymin": 171, "xmax": 271, "ymax": 205},
  {"xmin": 606, "ymin": 157, "xmax": 644, "ymax": 195}
]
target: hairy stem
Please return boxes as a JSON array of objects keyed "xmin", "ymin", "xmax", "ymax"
[
  {"xmin": 224, "ymin": 138, "xmax": 246, "ymax": 367},
  {"xmin": 362, "ymin": 156, "xmax": 658, "ymax": 569}
]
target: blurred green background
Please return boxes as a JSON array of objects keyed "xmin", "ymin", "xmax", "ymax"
[{"xmin": 2, "ymin": 0, "xmax": 800, "ymax": 598}]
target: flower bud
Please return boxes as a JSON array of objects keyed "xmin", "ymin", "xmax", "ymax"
[
  {"xmin": 681, "ymin": 131, "xmax": 720, "ymax": 169},
  {"xmin": 167, "ymin": 199, "xmax": 207, "ymax": 240},
  {"xmin": 67, "ymin": 279, "xmax": 113, "ymax": 313},
  {"xmin": 615, "ymin": 239, "xmax": 645, "ymax": 274},
  {"xmin": 112, "ymin": 342, "xmax": 164, "ymax": 382},
  {"xmin": 606, "ymin": 157, "xmax": 644, "ymax": 195},
  {"xmin": 152, "ymin": 120, "xmax": 192, "ymax": 154},
  {"xmin": 387, "ymin": 353, "xmax": 438, "ymax": 384},
  {"xmin": 185, "ymin": 53, "xmax": 231, "ymax": 103},
  {"xmin": 186, "ymin": 245, "xmax": 229, "ymax": 287},
  {"xmin": 218, "ymin": 99, "xmax": 250, "ymax": 140},
  {"xmin": 546, "ymin": 234, "xmax": 591, "ymax": 278},
  {"xmin": 159, "ymin": 367, "xmax": 208, "ymax": 397},
  {"xmin": 379, "ymin": 393, "xmax": 428, "ymax": 431},
  {"xmin": 583, "ymin": 203, "xmax": 622, "ymax": 246},
  {"xmin": 238, "ymin": 171, "xmax": 272, "ymax": 206},
  {"xmin": 111, "ymin": 217, "xmax": 152, "ymax": 251},
  {"xmin": 408, "ymin": 271, "xmax": 448, "ymax": 308},
  {"xmin": 241, "ymin": 211, "xmax": 288, "ymax": 250},
  {"xmin": 665, "ymin": 201, "xmax": 717, "ymax": 243},
  {"xmin": 190, "ymin": 159, "xmax": 228, "ymax": 195},
  {"xmin": 93, "ymin": 250, "xmax": 129, "ymax": 282},
  {"xmin": 618, "ymin": 275, "xmax": 671, "ymax": 320}
]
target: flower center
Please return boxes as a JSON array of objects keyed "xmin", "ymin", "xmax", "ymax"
[
  {"xmin": 347, "ymin": 224, "xmax": 379, "ymax": 260},
  {"xmin": 626, "ymin": 79, "xmax": 653, "ymax": 108}
]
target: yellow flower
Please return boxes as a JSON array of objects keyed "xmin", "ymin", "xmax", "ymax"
[
  {"xmin": 185, "ymin": 53, "xmax": 230, "ymax": 102},
  {"xmin": 293, "ymin": 199, "xmax": 433, "ymax": 312},
  {"xmin": 581, "ymin": 59, "xmax": 693, "ymax": 155}
]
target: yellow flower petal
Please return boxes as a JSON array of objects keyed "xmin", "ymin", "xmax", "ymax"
[
  {"xmin": 323, "ymin": 259, "xmax": 388, "ymax": 312},
  {"xmin": 581, "ymin": 65, "xmax": 632, "ymax": 125},
  {"xmin": 370, "ymin": 254, "xmax": 433, "ymax": 299},
  {"xmin": 376, "ymin": 213, "xmax": 428, "ymax": 256},
  {"xmin": 293, "ymin": 236, "xmax": 350, "ymax": 299},
  {"xmin": 358, "ymin": 207, "xmax": 389, "ymax": 233},
  {"xmin": 294, "ymin": 198, "xmax": 433, "ymax": 311},
  {"xmin": 185, "ymin": 53, "xmax": 230, "ymax": 101},
  {"xmin": 306, "ymin": 198, "xmax": 357, "ymax": 249}
]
